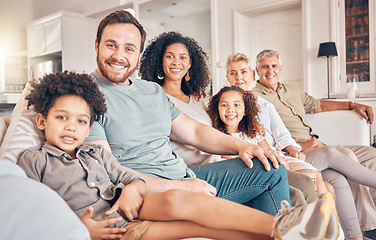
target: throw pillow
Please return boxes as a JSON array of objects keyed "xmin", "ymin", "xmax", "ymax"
[{"xmin": 0, "ymin": 82, "xmax": 45, "ymax": 163}]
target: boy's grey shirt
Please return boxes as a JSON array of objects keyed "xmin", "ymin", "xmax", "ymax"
[{"xmin": 18, "ymin": 142, "xmax": 144, "ymax": 227}]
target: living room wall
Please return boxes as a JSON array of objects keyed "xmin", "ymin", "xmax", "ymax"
[{"xmin": 211, "ymin": 0, "xmax": 333, "ymax": 98}]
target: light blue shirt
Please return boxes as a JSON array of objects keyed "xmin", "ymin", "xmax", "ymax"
[{"xmin": 87, "ymin": 71, "xmax": 195, "ymax": 180}]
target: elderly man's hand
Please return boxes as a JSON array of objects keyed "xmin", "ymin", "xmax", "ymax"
[
  {"xmin": 298, "ymin": 138, "xmax": 325, "ymax": 152},
  {"xmin": 352, "ymin": 102, "xmax": 374, "ymax": 124}
]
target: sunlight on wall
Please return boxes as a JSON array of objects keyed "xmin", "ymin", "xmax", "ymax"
[
  {"xmin": 124, "ymin": 8, "xmax": 135, "ymax": 16},
  {"xmin": 0, "ymin": 50, "xmax": 5, "ymax": 92}
]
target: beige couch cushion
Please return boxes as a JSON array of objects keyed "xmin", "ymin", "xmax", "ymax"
[{"xmin": 0, "ymin": 83, "xmax": 45, "ymax": 163}]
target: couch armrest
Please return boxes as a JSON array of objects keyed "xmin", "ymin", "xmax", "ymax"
[{"xmin": 305, "ymin": 110, "xmax": 370, "ymax": 146}]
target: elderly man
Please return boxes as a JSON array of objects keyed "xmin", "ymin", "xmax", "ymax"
[{"xmin": 252, "ymin": 49, "xmax": 376, "ymax": 240}]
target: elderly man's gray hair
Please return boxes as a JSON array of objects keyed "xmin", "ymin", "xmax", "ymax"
[{"xmin": 256, "ymin": 50, "xmax": 282, "ymax": 68}]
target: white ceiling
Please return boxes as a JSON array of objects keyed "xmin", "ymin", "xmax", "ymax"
[{"xmin": 138, "ymin": 0, "xmax": 210, "ymax": 24}]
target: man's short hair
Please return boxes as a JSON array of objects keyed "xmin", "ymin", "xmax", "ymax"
[
  {"xmin": 256, "ymin": 49, "xmax": 282, "ymax": 68},
  {"xmin": 96, "ymin": 10, "xmax": 147, "ymax": 53}
]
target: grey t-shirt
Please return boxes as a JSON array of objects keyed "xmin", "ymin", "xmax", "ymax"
[
  {"xmin": 18, "ymin": 142, "xmax": 143, "ymax": 227},
  {"xmin": 87, "ymin": 71, "xmax": 195, "ymax": 180}
]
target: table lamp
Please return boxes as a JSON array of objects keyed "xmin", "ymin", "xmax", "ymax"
[{"xmin": 318, "ymin": 42, "xmax": 338, "ymax": 99}]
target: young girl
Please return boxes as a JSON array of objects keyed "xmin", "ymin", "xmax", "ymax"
[{"xmin": 207, "ymin": 86, "xmax": 333, "ymax": 197}]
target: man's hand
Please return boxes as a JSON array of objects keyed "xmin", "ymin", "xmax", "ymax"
[
  {"xmin": 238, "ymin": 144, "xmax": 283, "ymax": 171},
  {"xmin": 298, "ymin": 138, "xmax": 325, "ymax": 152},
  {"xmin": 80, "ymin": 206, "xmax": 126, "ymax": 240},
  {"xmin": 179, "ymin": 178, "xmax": 217, "ymax": 196},
  {"xmin": 352, "ymin": 102, "xmax": 374, "ymax": 124}
]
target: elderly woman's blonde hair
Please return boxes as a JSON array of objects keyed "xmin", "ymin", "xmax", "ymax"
[{"xmin": 226, "ymin": 53, "xmax": 252, "ymax": 73}]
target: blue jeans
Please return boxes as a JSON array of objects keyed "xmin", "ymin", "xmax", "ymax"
[{"xmin": 191, "ymin": 157, "xmax": 290, "ymax": 216}]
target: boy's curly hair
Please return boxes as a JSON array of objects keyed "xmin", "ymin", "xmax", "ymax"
[
  {"xmin": 207, "ymin": 86, "xmax": 265, "ymax": 139},
  {"xmin": 26, "ymin": 71, "xmax": 107, "ymax": 125},
  {"xmin": 139, "ymin": 31, "xmax": 210, "ymax": 99}
]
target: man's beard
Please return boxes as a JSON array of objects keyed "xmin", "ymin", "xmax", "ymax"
[{"xmin": 96, "ymin": 55, "xmax": 137, "ymax": 84}]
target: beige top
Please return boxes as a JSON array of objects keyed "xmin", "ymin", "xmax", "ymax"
[
  {"xmin": 167, "ymin": 94, "xmax": 222, "ymax": 168},
  {"xmin": 252, "ymin": 81, "xmax": 321, "ymax": 142}
]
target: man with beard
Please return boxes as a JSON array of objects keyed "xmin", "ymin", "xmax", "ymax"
[{"xmin": 85, "ymin": 10, "xmax": 291, "ymax": 219}]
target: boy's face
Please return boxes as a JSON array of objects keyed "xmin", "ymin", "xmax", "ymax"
[{"xmin": 36, "ymin": 95, "xmax": 92, "ymax": 158}]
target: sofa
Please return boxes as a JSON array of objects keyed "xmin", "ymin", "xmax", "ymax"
[
  {"xmin": 0, "ymin": 83, "xmax": 370, "ymax": 239},
  {"xmin": 306, "ymin": 110, "xmax": 371, "ymax": 147}
]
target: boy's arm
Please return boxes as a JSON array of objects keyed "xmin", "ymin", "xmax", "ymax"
[
  {"xmin": 17, "ymin": 150, "xmax": 45, "ymax": 181},
  {"xmin": 80, "ymin": 206, "xmax": 126, "ymax": 240},
  {"xmin": 105, "ymin": 179, "xmax": 146, "ymax": 221}
]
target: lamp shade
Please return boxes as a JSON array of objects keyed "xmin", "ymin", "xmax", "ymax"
[{"xmin": 317, "ymin": 42, "xmax": 338, "ymax": 57}]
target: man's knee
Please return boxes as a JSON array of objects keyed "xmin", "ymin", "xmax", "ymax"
[{"xmin": 335, "ymin": 146, "xmax": 358, "ymax": 161}]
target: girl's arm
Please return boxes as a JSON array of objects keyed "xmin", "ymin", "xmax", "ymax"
[{"xmin": 283, "ymin": 145, "xmax": 306, "ymax": 161}]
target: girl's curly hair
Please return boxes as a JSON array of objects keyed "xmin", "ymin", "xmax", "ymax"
[
  {"xmin": 207, "ymin": 86, "xmax": 265, "ymax": 139},
  {"xmin": 25, "ymin": 71, "xmax": 107, "ymax": 125},
  {"xmin": 139, "ymin": 31, "xmax": 210, "ymax": 99}
]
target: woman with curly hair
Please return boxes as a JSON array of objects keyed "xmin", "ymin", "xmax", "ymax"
[{"xmin": 139, "ymin": 31, "xmax": 221, "ymax": 167}]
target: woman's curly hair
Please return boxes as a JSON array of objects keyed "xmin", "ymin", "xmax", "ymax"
[
  {"xmin": 207, "ymin": 86, "xmax": 265, "ymax": 139},
  {"xmin": 139, "ymin": 31, "xmax": 210, "ymax": 99},
  {"xmin": 25, "ymin": 71, "xmax": 107, "ymax": 125}
]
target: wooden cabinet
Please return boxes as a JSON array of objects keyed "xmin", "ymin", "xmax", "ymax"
[
  {"xmin": 344, "ymin": 0, "xmax": 370, "ymax": 82},
  {"xmin": 27, "ymin": 11, "xmax": 97, "ymax": 80},
  {"xmin": 336, "ymin": 0, "xmax": 376, "ymax": 98}
]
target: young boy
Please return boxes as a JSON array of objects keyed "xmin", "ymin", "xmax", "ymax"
[{"xmin": 17, "ymin": 71, "xmax": 339, "ymax": 240}]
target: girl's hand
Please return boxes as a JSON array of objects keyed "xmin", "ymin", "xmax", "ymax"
[
  {"xmin": 290, "ymin": 150, "xmax": 306, "ymax": 161},
  {"xmin": 80, "ymin": 206, "xmax": 126, "ymax": 240},
  {"xmin": 105, "ymin": 180, "xmax": 145, "ymax": 221}
]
